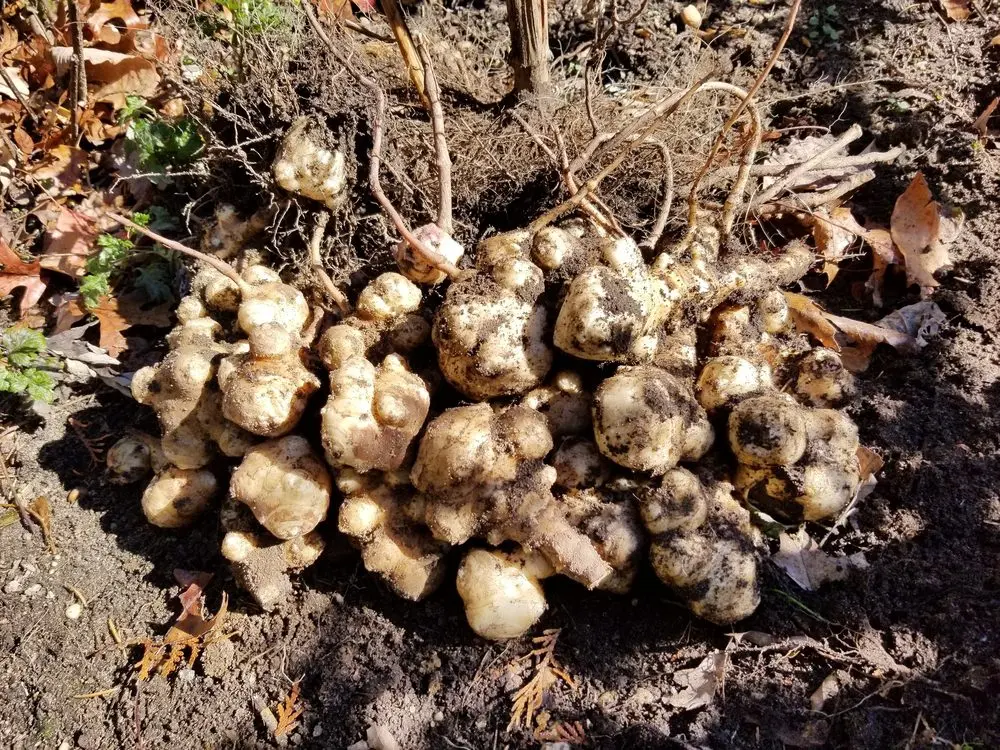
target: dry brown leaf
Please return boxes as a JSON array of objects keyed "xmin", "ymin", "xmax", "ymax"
[
  {"xmin": 666, "ymin": 652, "xmax": 727, "ymax": 710},
  {"xmin": 27, "ymin": 496, "xmax": 56, "ymax": 553},
  {"xmin": 86, "ymin": 0, "xmax": 147, "ymax": 40},
  {"xmin": 92, "ymin": 55, "xmax": 160, "ymax": 110},
  {"xmin": 88, "ymin": 295, "xmax": 173, "ymax": 356},
  {"xmin": 861, "ymin": 227, "xmax": 902, "ymax": 306},
  {"xmin": 783, "ymin": 292, "xmax": 840, "ymax": 350},
  {"xmin": 824, "ymin": 311, "xmax": 918, "ymax": 372},
  {"xmin": 274, "ymin": 682, "xmax": 305, "ymax": 738},
  {"xmin": 29, "ymin": 145, "xmax": 90, "ymax": 195},
  {"xmin": 536, "ymin": 720, "xmax": 588, "ymax": 744},
  {"xmin": 38, "ymin": 204, "xmax": 98, "ymax": 278},
  {"xmin": 0, "ymin": 239, "xmax": 47, "ymax": 317},
  {"xmin": 972, "ymin": 97, "xmax": 998, "ymax": 138},
  {"xmin": 773, "ymin": 529, "xmax": 868, "ymax": 591},
  {"xmin": 811, "ymin": 206, "xmax": 863, "ymax": 285},
  {"xmin": 939, "ymin": 0, "xmax": 970, "ymax": 20},
  {"xmin": 890, "ymin": 173, "xmax": 953, "ymax": 296},
  {"xmin": 315, "ymin": 0, "xmax": 354, "ymax": 19}
]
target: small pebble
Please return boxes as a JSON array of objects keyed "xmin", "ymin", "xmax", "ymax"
[
  {"xmin": 681, "ymin": 4, "xmax": 702, "ymax": 29},
  {"xmin": 312, "ymin": 724, "xmax": 323, "ymax": 738},
  {"xmin": 67, "ymin": 489, "xmax": 80, "ymax": 503},
  {"xmin": 178, "ymin": 668, "xmax": 196, "ymax": 682},
  {"xmin": 474, "ymin": 717, "xmax": 487, "ymax": 730},
  {"xmin": 432, "ymin": 711, "xmax": 444, "ymax": 723},
  {"xmin": 24, "ymin": 583, "xmax": 42, "ymax": 596},
  {"xmin": 65, "ymin": 602, "xmax": 84, "ymax": 620},
  {"xmin": 4, "ymin": 579, "xmax": 24, "ymax": 594}
]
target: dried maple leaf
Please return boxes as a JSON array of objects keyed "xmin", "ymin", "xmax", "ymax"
[
  {"xmin": 0, "ymin": 239, "xmax": 47, "ymax": 317},
  {"xmin": 783, "ymin": 292, "xmax": 840, "ymax": 351},
  {"xmin": 274, "ymin": 682, "xmax": 305, "ymax": 738},
  {"xmin": 939, "ymin": 0, "xmax": 970, "ymax": 20},
  {"xmin": 890, "ymin": 173, "xmax": 954, "ymax": 296},
  {"xmin": 508, "ymin": 629, "xmax": 576, "ymax": 731},
  {"xmin": 136, "ymin": 584, "xmax": 229, "ymax": 680}
]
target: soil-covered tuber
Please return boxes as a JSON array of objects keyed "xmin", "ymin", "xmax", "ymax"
[
  {"xmin": 106, "ymin": 434, "xmax": 166, "ymax": 484},
  {"xmin": 730, "ymin": 394, "xmax": 861, "ymax": 521},
  {"xmin": 230, "ymin": 436, "xmax": 332, "ymax": 540},
  {"xmin": 432, "ymin": 233, "xmax": 552, "ymax": 400},
  {"xmin": 593, "ymin": 365, "xmax": 713, "ymax": 474},
  {"xmin": 639, "ymin": 468, "xmax": 761, "ymax": 623},
  {"xmin": 411, "ymin": 403, "xmax": 613, "ymax": 588}
]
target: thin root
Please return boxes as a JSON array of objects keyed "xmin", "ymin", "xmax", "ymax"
[{"xmin": 307, "ymin": 211, "xmax": 351, "ymax": 315}]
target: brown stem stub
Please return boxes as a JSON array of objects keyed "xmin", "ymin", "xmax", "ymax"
[{"xmin": 507, "ymin": 0, "xmax": 550, "ymax": 97}]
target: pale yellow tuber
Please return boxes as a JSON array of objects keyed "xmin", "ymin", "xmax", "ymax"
[
  {"xmin": 321, "ymin": 353, "xmax": 430, "ymax": 473},
  {"xmin": 337, "ymin": 469, "xmax": 448, "ymax": 601},
  {"xmin": 272, "ymin": 117, "xmax": 347, "ymax": 210},
  {"xmin": 456, "ymin": 547, "xmax": 553, "ymax": 640},
  {"xmin": 396, "ymin": 223, "xmax": 464, "ymax": 285},
  {"xmin": 106, "ymin": 434, "xmax": 166, "ymax": 484},
  {"xmin": 230, "ymin": 435, "xmax": 331, "ymax": 539},
  {"xmin": 411, "ymin": 404, "xmax": 613, "ymax": 588},
  {"xmin": 696, "ymin": 356, "xmax": 773, "ymax": 413},
  {"xmin": 220, "ymin": 323, "xmax": 320, "ymax": 437},
  {"xmin": 141, "ymin": 467, "xmax": 218, "ymax": 529},
  {"xmin": 562, "ymin": 488, "xmax": 645, "ymax": 594},
  {"xmin": 592, "ymin": 365, "xmax": 713, "ymax": 474}
]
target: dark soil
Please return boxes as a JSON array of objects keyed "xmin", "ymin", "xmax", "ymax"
[{"xmin": 3, "ymin": 0, "xmax": 1000, "ymax": 748}]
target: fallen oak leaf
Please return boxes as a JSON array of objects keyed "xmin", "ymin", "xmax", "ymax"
[
  {"xmin": 890, "ymin": 173, "xmax": 955, "ymax": 296},
  {"xmin": 29, "ymin": 144, "xmax": 90, "ymax": 195},
  {"xmin": 92, "ymin": 55, "xmax": 160, "ymax": 110},
  {"xmin": 823, "ymin": 311, "xmax": 918, "ymax": 372},
  {"xmin": 0, "ymin": 238, "xmax": 47, "ymax": 317},
  {"xmin": 88, "ymin": 294, "xmax": 173, "ymax": 357},
  {"xmin": 38, "ymin": 204, "xmax": 99, "ymax": 279},
  {"xmin": 86, "ymin": 0, "xmax": 148, "ymax": 42}
]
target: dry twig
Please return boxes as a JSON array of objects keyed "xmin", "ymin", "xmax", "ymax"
[{"xmin": 413, "ymin": 35, "xmax": 454, "ymax": 235}]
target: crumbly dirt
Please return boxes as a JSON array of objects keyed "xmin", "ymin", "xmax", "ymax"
[{"xmin": 3, "ymin": 0, "xmax": 1000, "ymax": 748}]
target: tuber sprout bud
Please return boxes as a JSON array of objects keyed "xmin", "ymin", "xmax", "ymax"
[
  {"xmin": 456, "ymin": 547, "xmax": 553, "ymax": 640},
  {"xmin": 397, "ymin": 223, "xmax": 464, "ymax": 285},
  {"xmin": 356, "ymin": 273, "xmax": 422, "ymax": 321},
  {"xmin": 141, "ymin": 467, "xmax": 218, "ymax": 529},
  {"xmin": 230, "ymin": 436, "xmax": 332, "ymax": 539}
]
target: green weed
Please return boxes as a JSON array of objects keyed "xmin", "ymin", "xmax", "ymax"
[{"xmin": 0, "ymin": 327, "xmax": 57, "ymax": 403}]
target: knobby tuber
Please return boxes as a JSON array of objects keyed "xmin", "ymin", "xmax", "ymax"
[{"xmin": 127, "ymin": 102, "xmax": 886, "ymax": 636}]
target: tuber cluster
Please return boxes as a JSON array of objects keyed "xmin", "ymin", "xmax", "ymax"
[{"xmin": 113, "ymin": 145, "xmax": 869, "ymax": 638}]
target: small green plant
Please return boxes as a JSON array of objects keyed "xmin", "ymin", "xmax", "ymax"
[
  {"xmin": 0, "ymin": 327, "xmax": 57, "ymax": 403},
  {"xmin": 121, "ymin": 97, "xmax": 205, "ymax": 177},
  {"xmin": 214, "ymin": 0, "xmax": 287, "ymax": 34},
  {"xmin": 80, "ymin": 212, "xmax": 182, "ymax": 308},
  {"xmin": 807, "ymin": 4, "xmax": 841, "ymax": 43}
]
